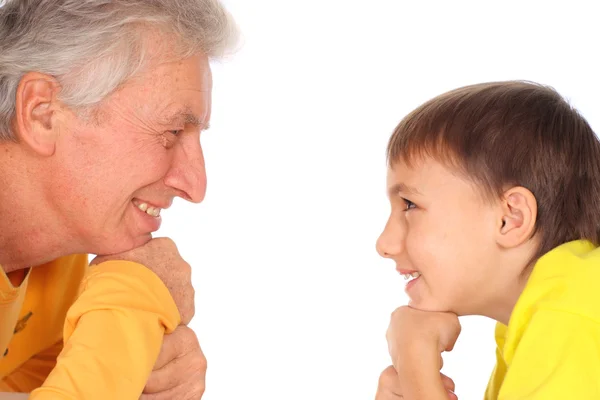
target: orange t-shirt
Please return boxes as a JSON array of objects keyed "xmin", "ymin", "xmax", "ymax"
[{"xmin": 0, "ymin": 255, "xmax": 180, "ymax": 398}]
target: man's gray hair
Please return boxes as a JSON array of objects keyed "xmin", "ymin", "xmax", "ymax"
[{"xmin": 0, "ymin": 0, "xmax": 238, "ymax": 140}]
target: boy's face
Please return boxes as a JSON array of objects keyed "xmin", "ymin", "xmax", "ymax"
[{"xmin": 377, "ymin": 156, "xmax": 503, "ymax": 315}]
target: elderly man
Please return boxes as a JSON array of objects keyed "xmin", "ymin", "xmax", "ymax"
[{"xmin": 0, "ymin": 0, "xmax": 237, "ymax": 398}]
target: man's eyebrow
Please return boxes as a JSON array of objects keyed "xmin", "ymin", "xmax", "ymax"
[
  {"xmin": 162, "ymin": 109, "xmax": 210, "ymax": 130},
  {"xmin": 387, "ymin": 182, "xmax": 422, "ymax": 197}
]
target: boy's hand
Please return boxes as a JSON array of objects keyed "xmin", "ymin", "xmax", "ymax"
[
  {"xmin": 375, "ymin": 365, "xmax": 458, "ymax": 400},
  {"xmin": 385, "ymin": 306, "xmax": 461, "ymax": 399},
  {"xmin": 141, "ymin": 325, "xmax": 207, "ymax": 399}
]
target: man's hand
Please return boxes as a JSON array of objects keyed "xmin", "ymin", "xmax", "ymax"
[
  {"xmin": 375, "ymin": 365, "xmax": 458, "ymax": 400},
  {"xmin": 90, "ymin": 237, "xmax": 195, "ymax": 324},
  {"xmin": 140, "ymin": 325, "xmax": 207, "ymax": 400},
  {"xmin": 385, "ymin": 306, "xmax": 461, "ymax": 399}
]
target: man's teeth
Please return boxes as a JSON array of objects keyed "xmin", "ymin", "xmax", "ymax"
[
  {"xmin": 137, "ymin": 203, "xmax": 161, "ymax": 217},
  {"xmin": 403, "ymin": 272, "xmax": 421, "ymax": 281}
]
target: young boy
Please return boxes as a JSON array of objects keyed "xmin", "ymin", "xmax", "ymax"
[{"xmin": 375, "ymin": 81, "xmax": 600, "ymax": 400}]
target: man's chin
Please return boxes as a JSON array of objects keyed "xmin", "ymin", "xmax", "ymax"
[{"xmin": 89, "ymin": 233, "xmax": 153, "ymax": 257}]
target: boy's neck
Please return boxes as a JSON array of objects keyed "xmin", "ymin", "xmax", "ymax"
[
  {"xmin": 481, "ymin": 244, "xmax": 539, "ymax": 325},
  {"xmin": 486, "ymin": 271, "xmax": 531, "ymax": 325}
]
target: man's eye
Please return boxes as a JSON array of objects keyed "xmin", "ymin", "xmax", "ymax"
[
  {"xmin": 168, "ymin": 130, "xmax": 183, "ymax": 136},
  {"xmin": 402, "ymin": 198, "xmax": 416, "ymax": 211}
]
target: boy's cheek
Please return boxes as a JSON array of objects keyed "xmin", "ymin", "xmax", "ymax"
[{"xmin": 410, "ymin": 277, "xmax": 459, "ymax": 314}]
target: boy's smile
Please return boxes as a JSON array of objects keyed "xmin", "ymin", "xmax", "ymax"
[{"xmin": 377, "ymin": 156, "xmax": 527, "ymax": 319}]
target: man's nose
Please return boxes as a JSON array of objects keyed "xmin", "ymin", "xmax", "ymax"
[{"xmin": 164, "ymin": 134, "xmax": 207, "ymax": 203}]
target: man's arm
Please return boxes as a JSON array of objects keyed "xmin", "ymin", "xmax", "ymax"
[
  {"xmin": 28, "ymin": 261, "xmax": 180, "ymax": 399},
  {"xmin": 0, "ymin": 394, "xmax": 28, "ymax": 399}
]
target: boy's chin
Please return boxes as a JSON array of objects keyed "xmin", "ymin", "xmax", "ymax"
[{"xmin": 408, "ymin": 298, "xmax": 456, "ymax": 314}]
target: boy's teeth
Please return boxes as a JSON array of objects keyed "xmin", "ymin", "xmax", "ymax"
[
  {"xmin": 137, "ymin": 203, "xmax": 161, "ymax": 217},
  {"xmin": 403, "ymin": 272, "xmax": 421, "ymax": 281}
]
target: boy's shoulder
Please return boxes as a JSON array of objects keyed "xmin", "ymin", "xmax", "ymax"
[{"xmin": 528, "ymin": 240, "xmax": 600, "ymax": 323}]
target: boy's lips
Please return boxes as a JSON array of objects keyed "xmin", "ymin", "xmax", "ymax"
[
  {"xmin": 393, "ymin": 268, "xmax": 422, "ymax": 298},
  {"xmin": 396, "ymin": 268, "xmax": 421, "ymax": 284},
  {"xmin": 397, "ymin": 268, "xmax": 417, "ymax": 274}
]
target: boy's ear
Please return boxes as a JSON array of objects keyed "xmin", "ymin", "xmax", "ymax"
[
  {"xmin": 496, "ymin": 186, "xmax": 538, "ymax": 248},
  {"xmin": 14, "ymin": 72, "xmax": 62, "ymax": 156}
]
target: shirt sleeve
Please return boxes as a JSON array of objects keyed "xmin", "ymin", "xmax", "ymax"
[
  {"xmin": 28, "ymin": 260, "xmax": 181, "ymax": 400},
  {"xmin": 498, "ymin": 309, "xmax": 600, "ymax": 400}
]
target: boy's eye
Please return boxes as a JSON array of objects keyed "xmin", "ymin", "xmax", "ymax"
[{"xmin": 402, "ymin": 198, "xmax": 416, "ymax": 211}]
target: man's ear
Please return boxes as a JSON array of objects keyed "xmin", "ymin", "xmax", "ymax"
[
  {"xmin": 14, "ymin": 72, "xmax": 62, "ymax": 156},
  {"xmin": 496, "ymin": 186, "xmax": 538, "ymax": 248}
]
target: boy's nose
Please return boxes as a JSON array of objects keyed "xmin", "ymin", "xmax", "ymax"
[{"xmin": 376, "ymin": 220, "xmax": 404, "ymax": 259}]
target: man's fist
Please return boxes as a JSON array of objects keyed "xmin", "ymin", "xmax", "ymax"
[
  {"xmin": 140, "ymin": 325, "xmax": 207, "ymax": 400},
  {"xmin": 91, "ymin": 237, "xmax": 195, "ymax": 324}
]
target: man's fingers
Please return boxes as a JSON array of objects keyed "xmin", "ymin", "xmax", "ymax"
[
  {"xmin": 144, "ymin": 355, "xmax": 188, "ymax": 394},
  {"xmin": 140, "ymin": 375, "xmax": 205, "ymax": 400},
  {"xmin": 154, "ymin": 325, "xmax": 200, "ymax": 370},
  {"xmin": 143, "ymin": 349, "xmax": 206, "ymax": 394}
]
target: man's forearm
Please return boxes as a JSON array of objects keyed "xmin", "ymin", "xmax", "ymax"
[{"xmin": 0, "ymin": 393, "xmax": 28, "ymax": 399}]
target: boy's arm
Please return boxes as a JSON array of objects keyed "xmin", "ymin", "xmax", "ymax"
[
  {"xmin": 28, "ymin": 261, "xmax": 180, "ymax": 400},
  {"xmin": 394, "ymin": 346, "xmax": 456, "ymax": 400},
  {"xmin": 386, "ymin": 307, "xmax": 461, "ymax": 400},
  {"xmin": 499, "ymin": 309, "xmax": 600, "ymax": 399}
]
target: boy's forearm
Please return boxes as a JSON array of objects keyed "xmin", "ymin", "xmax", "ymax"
[
  {"xmin": 395, "ymin": 348, "xmax": 449, "ymax": 400},
  {"xmin": 396, "ymin": 366, "xmax": 449, "ymax": 400}
]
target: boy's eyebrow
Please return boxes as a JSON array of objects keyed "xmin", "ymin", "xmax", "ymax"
[{"xmin": 388, "ymin": 182, "xmax": 422, "ymax": 197}]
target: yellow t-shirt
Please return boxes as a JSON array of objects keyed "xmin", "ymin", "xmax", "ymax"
[
  {"xmin": 485, "ymin": 240, "xmax": 600, "ymax": 399},
  {"xmin": 0, "ymin": 255, "xmax": 180, "ymax": 398}
]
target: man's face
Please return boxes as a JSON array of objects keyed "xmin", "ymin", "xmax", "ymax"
[
  {"xmin": 376, "ymin": 157, "xmax": 502, "ymax": 315},
  {"xmin": 51, "ymin": 53, "xmax": 212, "ymax": 255}
]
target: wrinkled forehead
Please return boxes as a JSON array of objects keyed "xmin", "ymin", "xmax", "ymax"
[{"xmin": 108, "ymin": 53, "xmax": 213, "ymax": 124}]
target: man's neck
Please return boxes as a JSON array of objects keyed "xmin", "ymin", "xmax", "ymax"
[{"xmin": 0, "ymin": 144, "xmax": 77, "ymax": 272}]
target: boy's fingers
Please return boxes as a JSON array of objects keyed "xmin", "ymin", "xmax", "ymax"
[
  {"xmin": 441, "ymin": 373, "xmax": 457, "ymax": 400},
  {"xmin": 375, "ymin": 366, "xmax": 403, "ymax": 399},
  {"xmin": 440, "ymin": 373, "xmax": 455, "ymax": 392}
]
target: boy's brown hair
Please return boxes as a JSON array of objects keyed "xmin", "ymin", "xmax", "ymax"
[{"xmin": 387, "ymin": 81, "xmax": 600, "ymax": 260}]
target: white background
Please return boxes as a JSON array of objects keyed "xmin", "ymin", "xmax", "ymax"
[{"xmin": 156, "ymin": 1, "xmax": 600, "ymax": 399}]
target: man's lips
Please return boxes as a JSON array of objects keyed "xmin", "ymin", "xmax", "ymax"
[{"xmin": 132, "ymin": 198, "xmax": 170, "ymax": 218}]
